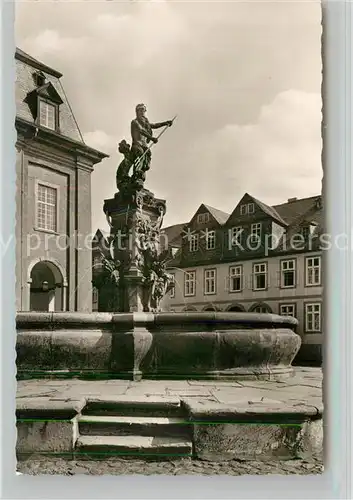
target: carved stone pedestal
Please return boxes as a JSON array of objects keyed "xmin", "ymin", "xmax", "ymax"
[{"xmin": 103, "ymin": 188, "xmax": 168, "ymax": 313}]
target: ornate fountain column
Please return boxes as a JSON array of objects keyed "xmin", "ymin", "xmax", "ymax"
[
  {"xmin": 99, "ymin": 104, "xmax": 176, "ymax": 379},
  {"xmin": 103, "ymin": 188, "xmax": 172, "ymax": 380},
  {"xmin": 103, "ymin": 188, "xmax": 167, "ymax": 313}
]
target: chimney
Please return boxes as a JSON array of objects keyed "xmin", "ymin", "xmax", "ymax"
[{"xmin": 287, "ymin": 197, "xmax": 297, "ymax": 203}]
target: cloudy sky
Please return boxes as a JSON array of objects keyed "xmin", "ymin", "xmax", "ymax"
[{"xmin": 16, "ymin": 0, "xmax": 322, "ymax": 231}]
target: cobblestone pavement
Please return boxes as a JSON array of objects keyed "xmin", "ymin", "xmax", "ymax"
[{"xmin": 17, "ymin": 456, "xmax": 324, "ymax": 476}]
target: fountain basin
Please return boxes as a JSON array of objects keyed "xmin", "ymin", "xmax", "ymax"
[{"xmin": 16, "ymin": 312, "xmax": 300, "ymax": 381}]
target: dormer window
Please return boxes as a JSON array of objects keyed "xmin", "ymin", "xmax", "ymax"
[
  {"xmin": 39, "ymin": 100, "xmax": 56, "ymax": 130},
  {"xmin": 24, "ymin": 80, "xmax": 63, "ymax": 133},
  {"xmin": 301, "ymin": 223, "xmax": 317, "ymax": 240}
]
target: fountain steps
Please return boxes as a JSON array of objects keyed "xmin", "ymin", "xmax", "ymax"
[{"xmin": 74, "ymin": 398, "xmax": 193, "ymax": 459}]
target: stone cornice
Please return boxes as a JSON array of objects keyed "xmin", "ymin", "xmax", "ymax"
[
  {"xmin": 16, "ymin": 48, "xmax": 63, "ymax": 78},
  {"xmin": 15, "ymin": 117, "xmax": 109, "ymax": 165},
  {"xmin": 16, "ymin": 136, "xmax": 76, "ymax": 171}
]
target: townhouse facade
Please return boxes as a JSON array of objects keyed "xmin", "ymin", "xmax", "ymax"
[
  {"xmin": 163, "ymin": 193, "xmax": 323, "ymax": 363},
  {"xmin": 15, "ymin": 48, "xmax": 108, "ymax": 312}
]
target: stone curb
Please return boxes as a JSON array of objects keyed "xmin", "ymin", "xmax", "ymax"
[
  {"xmin": 16, "ymin": 395, "xmax": 323, "ymax": 461},
  {"xmin": 182, "ymin": 399, "xmax": 322, "ymax": 423},
  {"xmin": 16, "ymin": 397, "xmax": 87, "ymax": 419},
  {"xmin": 16, "ymin": 395, "xmax": 322, "ymax": 422}
]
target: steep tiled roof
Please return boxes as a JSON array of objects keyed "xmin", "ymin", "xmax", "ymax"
[
  {"xmin": 15, "ymin": 47, "xmax": 84, "ymax": 144},
  {"xmin": 161, "ymin": 222, "xmax": 187, "ymax": 248},
  {"xmin": 203, "ymin": 204, "xmax": 230, "ymax": 225},
  {"xmin": 274, "ymin": 196, "xmax": 321, "ymax": 225},
  {"xmin": 275, "ymin": 196, "xmax": 323, "ymax": 248},
  {"xmin": 251, "ymin": 195, "xmax": 287, "ymax": 226},
  {"xmin": 163, "ymin": 195, "xmax": 322, "ymax": 248}
]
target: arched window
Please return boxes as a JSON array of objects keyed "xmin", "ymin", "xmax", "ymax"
[
  {"xmin": 203, "ymin": 305, "xmax": 217, "ymax": 311},
  {"xmin": 183, "ymin": 306, "xmax": 197, "ymax": 312},
  {"xmin": 226, "ymin": 304, "xmax": 246, "ymax": 312},
  {"xmin": 249, "ymin": 302, "xmax": 272, "ymax": 314}
]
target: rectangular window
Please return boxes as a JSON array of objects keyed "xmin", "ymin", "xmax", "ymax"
[
  {"xmin": 36, "ymin": 183, "xmax": 58, "ymax": 232},
  {"xmin": 197, "ymin": 213, "xmax": 210, "ymax": 224},
  {"xmin": 229, "ymin": 265, "xmax": 242, "ymax": 292},
  {"xmin": 305, "ymin": 303, "xmax": 321, "ymax": 332},
  {"xmin": 281, "ymin": 259, "xmax": 296, "ymax": 288},
  {"xmin": 251, "ymin": 223, "xmax": 262, "ymax": 243},
  {"xmin": 39, "ymin": 100, "xmax": 56, "ymax": 130},
  {"xmin": 240, "ymin": 203, "xmax": 255, "ymax": 215},
  {"xmin": 189, "ymin": 234, "xmax": 199, "ymax": 252},
  {"xmin": 247, "ymin": 203, "xmax": 255, "ymax": 214},
  {"xmin": 230, "ymin": 226, "xmax": 243, "ymax": 247},
  {"xmin": 204, "ymin": 269, "xmax": 216, "ymax": 295},
  {"xmin": 301, "ymin": 225, "xmax": 316, "ymax": 239},
  {"xmin": 206, "ymin": 230, "xmax": 216, "ymax": 250},
  {"xmin": 305, "ymin": 256, "xmax": 321, "ymax": 286},
  {"xmin": 301, "ymin": 226, "xmax": 310, "ymax": 240},
  {"xmin": 280, "ymin": 304, "xmax": 296, "ymax": 317},
  {"xmin": 184, "ymin": 271, "xmax": 196, "ymax": 297},
  {"xmin": 170, "ymin": 274, "xmax": 175, "ymax": 298},
  {"xmin": 253, "ymin": 262, "xmax": 267, "ymax": 290}
]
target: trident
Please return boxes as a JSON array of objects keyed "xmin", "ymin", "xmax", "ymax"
[{"xmin": 132, "ymin": 114, "xmax": 178, "ymax": 171}]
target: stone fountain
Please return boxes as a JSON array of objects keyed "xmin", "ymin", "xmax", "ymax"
[{"xmin": 16, "ymin": 104, "xmax": 301, "ymax": 381}]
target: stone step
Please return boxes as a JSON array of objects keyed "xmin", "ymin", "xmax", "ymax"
[
  {"xmin": 75, "ymin": 435, "xmax": 193, "ymax": 459},
  {"xmin": 78, "ymin": 415, "xmax": 191, "ymax": 438},
  {"xmin": 82, "ymin": 396, "xmax": 184, "ymax": 418}
]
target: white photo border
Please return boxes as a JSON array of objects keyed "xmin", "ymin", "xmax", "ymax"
[{"xmin": 1, "ymin": 0, "xmax": 352, "ymax": 498}]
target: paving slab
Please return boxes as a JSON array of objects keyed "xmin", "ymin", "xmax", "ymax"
[
  {"xmin": 16, "ymin": 368, "xmax": 323, "ymax": 462},
  {"xmin": 187, "ymin": 380, "xmax": 244, "ymax": 388},
  {"xmin": 58, "ymin": 386, "xmax": 129, "ymax": 399},
  {"xmin": 16, "ymin": 397, "xmax": 86, "ymax": 418},
  {"xmin": 85, "ymin": 395, "xmax": 181, "ymax": 405},
  {"xmin": 167, "ymin": 389, "xmax": 215, "ymax": 397},
  {"xmin": 16, "ymin": 368, "xmax": 323, "ymax": 416}
]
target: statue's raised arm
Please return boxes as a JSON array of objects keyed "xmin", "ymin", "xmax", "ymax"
[
  {"xmin": 150, "ymin": 120, "xmax": 174, "ymax": 130},
  {"xmin": 129, "ymin": 103, "xmax": 175, "ymax": 178},
  {"xmin": 131, "ymin": 104, "xmax": 173, "ymax": 151},
  {"xmin": 115, "ymin": 104, "xmax": 176, "ymax": 198}
]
